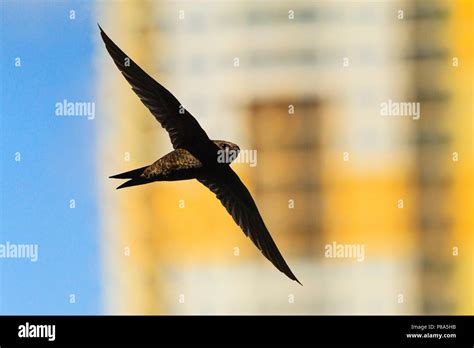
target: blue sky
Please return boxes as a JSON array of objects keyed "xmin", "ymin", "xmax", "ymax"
[{"xmin": 0, "ymin": 0, "xmax": 100, "ymax": 314}]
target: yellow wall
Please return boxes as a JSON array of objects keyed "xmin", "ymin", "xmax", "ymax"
[{"xmin": 448, "ymin": 0, "xmax": 473, "ymax": 314}]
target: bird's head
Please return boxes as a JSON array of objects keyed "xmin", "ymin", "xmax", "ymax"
[{"xmin": 214, "ymin": 140, "xmax": 240, "ymax": 164}]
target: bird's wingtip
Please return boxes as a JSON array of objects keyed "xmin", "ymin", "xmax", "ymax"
[
  {"xmin": 98, "ymin": 23, "xmax": 107, "ymax": 38},
  {"xmin": 287, "ymin": 269, "xmax": 303, "ymax": 286}
]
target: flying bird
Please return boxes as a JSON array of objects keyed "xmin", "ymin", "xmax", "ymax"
[{"xmin": 99, "ymin": 25, "xmax": 301, "ymax": 285}]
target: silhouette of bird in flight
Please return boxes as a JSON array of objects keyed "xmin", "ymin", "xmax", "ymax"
[{"xmin": 99, "ymin": 25, "xmax": 301, "ymax": 285}]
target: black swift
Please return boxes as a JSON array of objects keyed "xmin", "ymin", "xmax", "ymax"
[{"xmin": 99, "ymin": 25, "xmax": 301, "ymax": 285}]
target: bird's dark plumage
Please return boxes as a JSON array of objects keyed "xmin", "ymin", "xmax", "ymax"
[
  {"xmin": 99, "ymin": 24, "xmax": 219, "ymax": 164},
  {"xmin": 100, "ymin": 24, "xmax": 301, "ymax": 285},
  {"xmin": 198, "ymin": 166, "xmax": 301, "ymax": 284}
]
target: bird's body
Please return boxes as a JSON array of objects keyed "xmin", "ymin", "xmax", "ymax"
[
  {"xmin": 143, "ymin": 148, "xmax": 203, "ymax": 180},
  {"xmin": 110, "ymin": 148, "xmax": 202, "ymax": 189},
  {"xmin": 99, "ymin": 24, "xmax": 301, "ymax": 285},
  {"xmin": 111, "ymin": 141, "xmax": 238, "ymax": 189}
]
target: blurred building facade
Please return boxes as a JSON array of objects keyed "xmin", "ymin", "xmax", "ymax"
[
  {"xmin": 96, "ymin": 0, "xmax": 472, "ymax": 314},
  {"xmin": 407, "ymin": 0, "xmax": 473, "ymax": 314}
]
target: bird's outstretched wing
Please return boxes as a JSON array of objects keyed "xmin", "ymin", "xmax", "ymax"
[
  {"xmin": 99, "ymin": 25, "xmax": 213, "ymax": 155},
  {"xmin": 198, "ymin": 166, "xmax": 302, "ymax": 285}
]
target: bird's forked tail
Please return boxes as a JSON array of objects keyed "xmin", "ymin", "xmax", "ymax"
[{"xmin": 109, "ymin": 166, "xmax": 149, "ymax": 189}]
